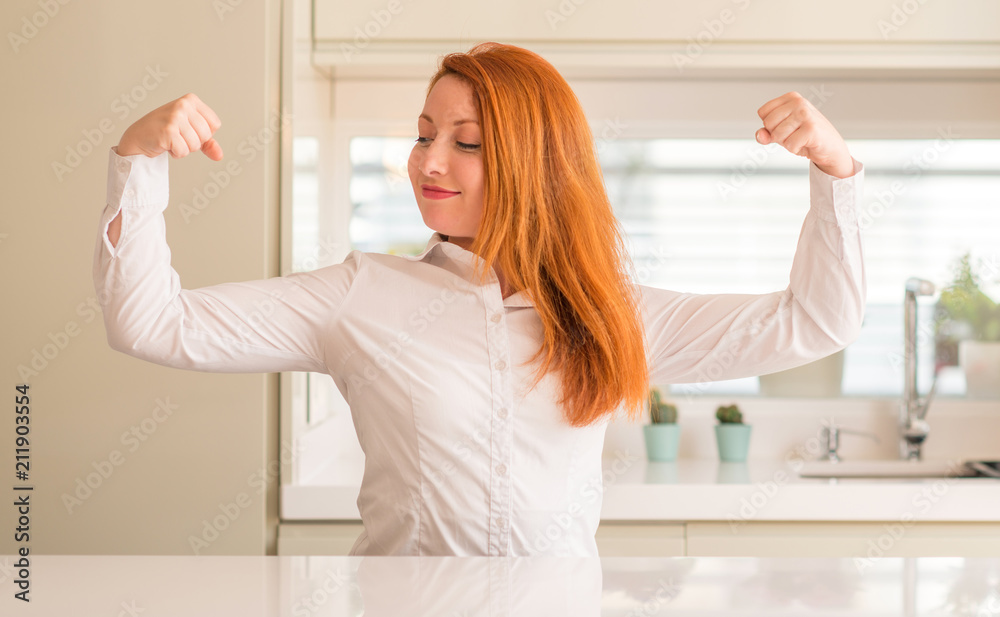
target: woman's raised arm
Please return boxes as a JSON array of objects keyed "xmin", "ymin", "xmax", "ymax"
[
  {"xmin": 94, "ymin": 94, "xmax": 361, "ymax": 374},
  {"xmin": 641, "ymin": 92, "xmax": 866, "ymax": 387},
  {"xmin": 641, "ymin": 158, "xmax": 865, "ymax": 387}
]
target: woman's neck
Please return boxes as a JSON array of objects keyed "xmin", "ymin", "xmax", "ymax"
[{"xmin": 443, "ymin": 234, "xmax": 514, "ymax": 299}]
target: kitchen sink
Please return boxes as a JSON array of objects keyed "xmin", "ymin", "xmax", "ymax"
[{"xmin": 797, "ymin": 460, "xmax": 1000, "ymax": 479}]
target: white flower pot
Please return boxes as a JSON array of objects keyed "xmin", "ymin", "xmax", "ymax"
[{"xmin": 960, "ymin": 340, "xmax": 1000, "ymax": 399}]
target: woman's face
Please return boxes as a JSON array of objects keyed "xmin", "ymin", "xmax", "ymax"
[{"xmin": 408, "ymin": 74, "xmax": 484, "ymax": 248}]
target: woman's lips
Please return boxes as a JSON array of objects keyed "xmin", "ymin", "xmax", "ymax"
[{"xmin": 421, "ymin": 185, "xmax": 460, "ymax": 200}]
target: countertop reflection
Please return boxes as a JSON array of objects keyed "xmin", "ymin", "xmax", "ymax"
[{"xmin": 1, "ymin": 554, "xmax": 998, "ymax": 615}]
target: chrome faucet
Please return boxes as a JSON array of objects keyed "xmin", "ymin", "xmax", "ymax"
[
  {"xmin": 820, "ymin": 422, "xmax": 881, "ymax": 463},
  {"xmin": 901, "ymin": 278, "xmax": 937, "ymax": 460}
]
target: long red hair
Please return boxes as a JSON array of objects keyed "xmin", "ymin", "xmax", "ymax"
[{"xmin": 427, "ymin": 42, "xmax": 648, "ymax": 428}]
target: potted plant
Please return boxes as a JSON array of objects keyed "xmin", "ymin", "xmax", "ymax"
[
  {"xmin": 642, "ymin": 388, "xmax": 680, "ymax": 462},
  {"xmin": 714, "ymin": 403, "xmax": 751, "ymax": 462},
  {"xmin": 934, "ymin": 253, "xmax": 1000, "ymax": 398}
]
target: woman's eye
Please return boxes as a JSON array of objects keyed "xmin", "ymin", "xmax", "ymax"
[
  {"xmin": 415, "ymin": 137, "xmax": 432, "ymax": 146},
  {"xmin": 457, "ymin": 141, "xmax": 481, "ymax": 151}
]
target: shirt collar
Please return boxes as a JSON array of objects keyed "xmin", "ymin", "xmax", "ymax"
[{"xmin": 401, "ymin": 232, "xmax": 535, "ymax": 308}]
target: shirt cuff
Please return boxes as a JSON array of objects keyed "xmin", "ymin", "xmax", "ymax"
[
  {"xmin": 106, "ymin": 146, "xmax": 169, "ymax": 209},
  {"xmin": 808, "ymin": 157, "xmax": 864, "ymax": 228}
]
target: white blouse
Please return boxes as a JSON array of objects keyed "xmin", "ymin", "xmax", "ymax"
[{"xmin": 93, "ymin": 147, "xmax": 866, "ymax": 557}]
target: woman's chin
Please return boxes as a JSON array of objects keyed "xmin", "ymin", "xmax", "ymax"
[{"xmin": 419, "ymin": 216, "xmax": 466, "ymax": 239}]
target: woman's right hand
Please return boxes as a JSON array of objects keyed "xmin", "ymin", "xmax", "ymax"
[{"xmin": 116, "ymin": 93, "xmax": 223, "ymax": 160}]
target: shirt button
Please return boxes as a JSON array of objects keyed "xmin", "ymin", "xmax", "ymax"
[
  {"xmin": 497, "ymin": 408, "xmax": 508, "ymax": 419},
  {"xmin": 496, "ymin": 463, "xmax": 507, "ymax": 476},
  {"xmin": 498, "ymin": 517, "xmax": 508, "ymax": 529},
  {"xmin": 124, "ymin": 189, "xmax": 136, "ymax": 199},
  {"xmin": 494, "ymin": 360, "xmax": 506, "ymax": 371},
  {"xmin": 490, "ymin": 313, "xmax": 502, "ymax": 324}
]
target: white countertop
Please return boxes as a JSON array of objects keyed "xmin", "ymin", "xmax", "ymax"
[
  {"xmin": 598, "ymin": 457, "xmax": 1000, "ymax": 522},
  {"xmin": 3, "ymin": 554, "xmax": 997, "ymax": 615},
  {"xmin": 282, "ymin": 456, "xmax": 1000, "ymax": 522}
]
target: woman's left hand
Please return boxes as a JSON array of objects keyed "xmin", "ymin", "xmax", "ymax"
[{"xmin": 755, "ymin": 92, "xmax": 855, "ymax": 178}]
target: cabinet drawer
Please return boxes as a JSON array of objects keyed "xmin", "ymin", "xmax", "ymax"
[
  {"xmin": 278, "ymin": 523, "xmax": 365, "ymax": 555},
  {"xmin": 686, "ymin": 522, "xmax": 1000, "ymax": 557},
  {"xmin": 595, "ymin": 522, "xmax": 686, "ymax": 557}
]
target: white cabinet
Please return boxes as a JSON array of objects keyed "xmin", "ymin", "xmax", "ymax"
[
  {"xmin": 686, "ymin": 522, "xmax": 1000, "ymax": 558},
  {"xmin": 595, "ymin": 523, "xmax": 686, "ymax": 557},
  {"xmin": 276, "ymin": 522, "xmax": 687, "ymax": 556},
  {"xmin": 313, "ymin": 0, "xmax": 999, "ymax": 44},
  {"xmin": 278, "ymin": 523, "xmax": 365, "ymax": 556},
  {"xmin": 277, "ymin": 521, "xmax": 1000, "ymax": 557},
  {"xmin": 310, "ymin": 0, "xmax": 1000, "ymax": 72}
]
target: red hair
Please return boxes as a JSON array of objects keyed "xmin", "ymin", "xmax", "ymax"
[{"xmin": 427, "ymin": 42, "xmax": 648, "ymax": 427}]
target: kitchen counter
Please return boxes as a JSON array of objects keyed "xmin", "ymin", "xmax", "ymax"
[
  {"xmin": 3, "ymin": 554, "xmax": 998, "ymax": 615},
  {"xmin": 599, "ymin": 458, "xmax": 1000, "ymax": 522},
  {"xmin": 282, "ymin": 456, "xmax": 1000, "ymax": 522}
]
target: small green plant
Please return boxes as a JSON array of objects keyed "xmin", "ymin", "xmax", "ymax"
[
  {"xmin": 648, "ymin": 387, "xmax": 678, "ymax": 424},
  {"xmin": 934, "ymin": 253, "xmax": 1000, "ymax": 367},
  {"xmin": 715, "ymin": 404, "xmax": 743, "ymax": 424},
  {"xmin": 935, "ymin": 252, "xmax": 1000, "ymax": 342}
]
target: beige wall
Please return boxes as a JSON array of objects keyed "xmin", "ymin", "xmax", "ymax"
[{"xmin": 1, "ymin": 0, "xmax": 284, "ymax": 554}]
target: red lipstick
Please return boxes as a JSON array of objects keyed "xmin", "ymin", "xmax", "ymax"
[{"xmin": 421, "ymin": 184, "xmax": 460, "ymax": 200}]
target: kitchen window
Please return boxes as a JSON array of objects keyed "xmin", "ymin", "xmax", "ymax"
[
  {"xmin": 282, "ymin": 56, "xmax": 1000, "ymax": 490},
  {"xmin": 330, "ymin": 135, "xmax": 1000, "ymax": 400}
]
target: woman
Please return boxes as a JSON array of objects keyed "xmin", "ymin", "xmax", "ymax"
[{"xmin": 94, "ymin": 42, "xmax": 865, "ymax": 557}]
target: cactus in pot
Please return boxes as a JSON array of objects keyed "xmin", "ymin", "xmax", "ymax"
[
  {"xmin": 643, "ymin": 387, "xmax": 680, "ymax": 462},
  {"xmin": 649, "ymin": 388, "xmax": 678, "ymax": 424},
  {"xmin": 715, "ymin": 404, "xmax": 743, "ymax": 424},
  {"xmin": 714, "ymin": 403, "xmax": 751, "ymax": 462}
]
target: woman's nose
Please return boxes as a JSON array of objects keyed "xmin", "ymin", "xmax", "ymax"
[{"xmin": 420, "ymin": 141, "xmax": 447, "ymax": 176}]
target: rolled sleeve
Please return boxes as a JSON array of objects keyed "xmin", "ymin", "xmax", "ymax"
[
  {"xmin": 100, "ymin": 147, "xmax": 169, "ymax": 257},
  {"xmin": 808, "ymin": 157, "xmax": 864, "ymax": 228}
]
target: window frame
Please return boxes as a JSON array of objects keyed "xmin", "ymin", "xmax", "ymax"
[{"xmin": 279, "ymin": 60, "xmax": 1000, "ymax": 499}]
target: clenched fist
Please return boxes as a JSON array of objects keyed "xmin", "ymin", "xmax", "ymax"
[
  {"xmin": 755, "ymin": 92, "xmax": 854, "ymax": 178},
  {"xmin": 116, "ymin": 93, "xmax": 223, "ymax": 160},
  {"xmin": 107, "ymin": 94, "xmax": 223, "ymax": 248}
]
